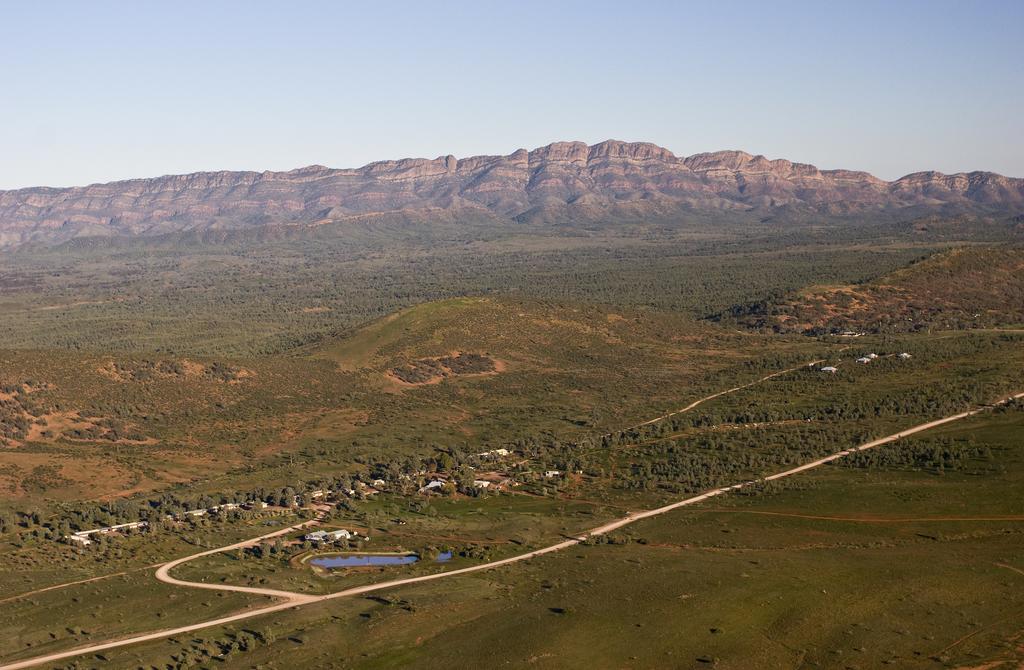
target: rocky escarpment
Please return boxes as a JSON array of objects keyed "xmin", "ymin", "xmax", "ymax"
[{"xmin": 1, "ymin": 140, "xmax": 1022, "ymax": 247}]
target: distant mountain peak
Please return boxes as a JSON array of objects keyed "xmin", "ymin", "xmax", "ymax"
[{"xmin": 0, "ymin": 140, "xmax": 1021, "ymax": 248}]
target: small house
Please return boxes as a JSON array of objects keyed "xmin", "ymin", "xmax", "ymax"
[
  {"xmin": 544, "ymin": 470, "xmax": 562, "ymax": 478},
  {"xmin": 473, "ymin": 480, "xmax": 491, "ymax": 489},
  {"xmin": 304, "ymin": 530, "xmax": 328, "ymax": 543},
  {"xmin": 820, "ymin": 366, "xmax": 838, "ymax": 373},
  {"xmin": 856, "ymin": 357, "xmax": 871, "ymax": 364},
  {"xmin": 899, "ymin": 352, "xmax": 912, "ymax": 359}
]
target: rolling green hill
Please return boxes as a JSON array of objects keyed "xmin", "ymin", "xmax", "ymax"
[
  {"xmin": 316, "ymin": 296, "xmax": 745, "ymax": 380},
  {"xmin": 0, "ymin": 297, "xmax": 813, "ymax": 508},
  {"xmin": 307, "ymin": 297, "xmax": 815, "ymax": 453}
]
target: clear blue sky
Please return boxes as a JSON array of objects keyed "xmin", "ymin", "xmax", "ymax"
[{"xmin": 2, "ymin": 0, "xmax": 1022, "ymax": 189}]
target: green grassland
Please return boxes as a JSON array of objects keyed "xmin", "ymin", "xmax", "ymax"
[
  {"xmin": 0, "ymin": 238, "xmax": 1022, "ymax": 669},
  {"xmin": 0, "ymin": 329, "xmax": 1015, "ymax": 668},
  {"xmin": 0, "ymin": 574, "xmax": 261, "ymax": 665},
  {"xmin": 0, "ymin": 512, "xmax": 307, "ymax": 600},
  {"xmin": 0, "ymin": 404, "xmax": 1017, "ymax": 669},
  {"xmin": 0, "ymin": 513, "xmax": 312, "ymax": 663},
  {"xmin": 51, "ymin": 405, "xmax": 1024, "ymax": 670}
]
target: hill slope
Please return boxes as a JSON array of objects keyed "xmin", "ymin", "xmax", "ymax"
[
  {"xmin": 725, "ymin": 246, "xmax": 1024, "ymax": 334},
  {"xmin": 2, "ymin": 140, "xmax": 1023, "ymax": 247},
  {"xmin": 311, "ymin": 297, "xmax": 789, "ymax": 440},
  {"xmin": 314, "ymin": 296, "xmax": 747, "ymax": 388}
]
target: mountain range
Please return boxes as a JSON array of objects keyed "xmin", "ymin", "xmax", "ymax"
[{"xmin": 2, "ymin": 140, "xmax": 1023, "ymax": 247}]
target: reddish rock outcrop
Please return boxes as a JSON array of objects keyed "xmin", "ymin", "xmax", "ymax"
[{"xmin": 0, "ymin": 140, "xmax": 1021, "ymax": 247}]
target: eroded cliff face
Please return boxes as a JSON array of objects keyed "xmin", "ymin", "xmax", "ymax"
[{"xmin": 1, "ymin": 140, "xmax": 1021, "ymax": 246}]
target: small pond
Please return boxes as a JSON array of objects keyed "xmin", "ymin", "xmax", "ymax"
[{"xmin": 310, "ymin": 551, "xmax": 452, "ymax": 569}]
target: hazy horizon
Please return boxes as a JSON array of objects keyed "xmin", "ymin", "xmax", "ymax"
[{"xmin": 3, "ymin": 0, "xmax": 1022, "ymax": 189}]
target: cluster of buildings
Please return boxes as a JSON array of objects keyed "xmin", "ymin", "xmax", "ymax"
[
  {"xmin": 63, "ymin": 502, "xmax": 259, "ymax": 545},
  {"xmin": 417, "ymin": 476, "xmax": 495, "ymax": 493},
  {"xmin": 65, "ymin": 520, "xmax": 148, "ymax": 546},
  {"xmin": 303, "ymin": 528, "xmax": 366, "ymax": 545},
  {"xmin": 63, "ymin": 497, "xmax": 302, "ymax": 546},
  {"xmin": 412, "ymin": 448, "xmax": 565, "ymax": 495},
  {"xmin": 477, "ymin": 448, "xmax": 511, "ymax": 459},
  {"xmin": 417, "ymin": 469, "xmax": 519, "ymax": 494},
  {"xmin": 60, "ymin": 478, "xmax": 399, "ymax": 546},
  {"xmin": 63, "ymin": 462, "xmax": 571, "ymax": 548},
  {"xmin": 309, "ymin": 481, "xmax": 386, "ymax": 500},
  {"xmin": 820, "ymin": 352, "xmax": 912, "ymax": 374}
]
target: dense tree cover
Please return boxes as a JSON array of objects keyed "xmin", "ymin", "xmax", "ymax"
[
  {"xmin": 0, "ymin": 236, "xmax": 930, "ymax": 357},
  {"xmin": 463, "ymin": 337, "xmax": 1023, "ymax": 495},
  {"xmin": 4, "ymin": 444, "xmax": 493, "ymax": 538},
  {"xmin": 837, "ymin": 436, "xmax": 995, "ymax": 474},
  {"xmin": 609, "ymin": 424, "xmax": 863, "ymax": 493}
]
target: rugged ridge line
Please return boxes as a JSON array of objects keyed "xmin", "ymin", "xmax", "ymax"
[{"xmin": 1, "ymin": 140, "xmax": 1022, "ymax": 247}]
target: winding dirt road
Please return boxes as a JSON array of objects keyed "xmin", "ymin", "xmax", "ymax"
[
  {"xmin": 2, "ymin": 388, "xmax": 1020, "ymax": 670},
  {"xmin": 632, "ymin": 360, "xmax": 823, "ymax": 428},
  {"xmin": 153, "ymin": 516, "xmax": 323, "ymax": 604}
]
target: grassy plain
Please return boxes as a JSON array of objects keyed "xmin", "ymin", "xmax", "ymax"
[{"xmin": 47, "ymin": 406, "xmax": 1024, "ymax": 669}]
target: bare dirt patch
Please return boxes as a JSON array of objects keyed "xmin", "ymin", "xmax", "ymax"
[
  {"xmin": 388, "ymin": 352, "xmax": 502, "ymax": 386},
  {"xmin": 1, "ymin": 377, "xmax": 154, "ymax": 447},
  {"xmin": 0, "ymin": 451, "xmax": 142, "ymax": 499}
]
